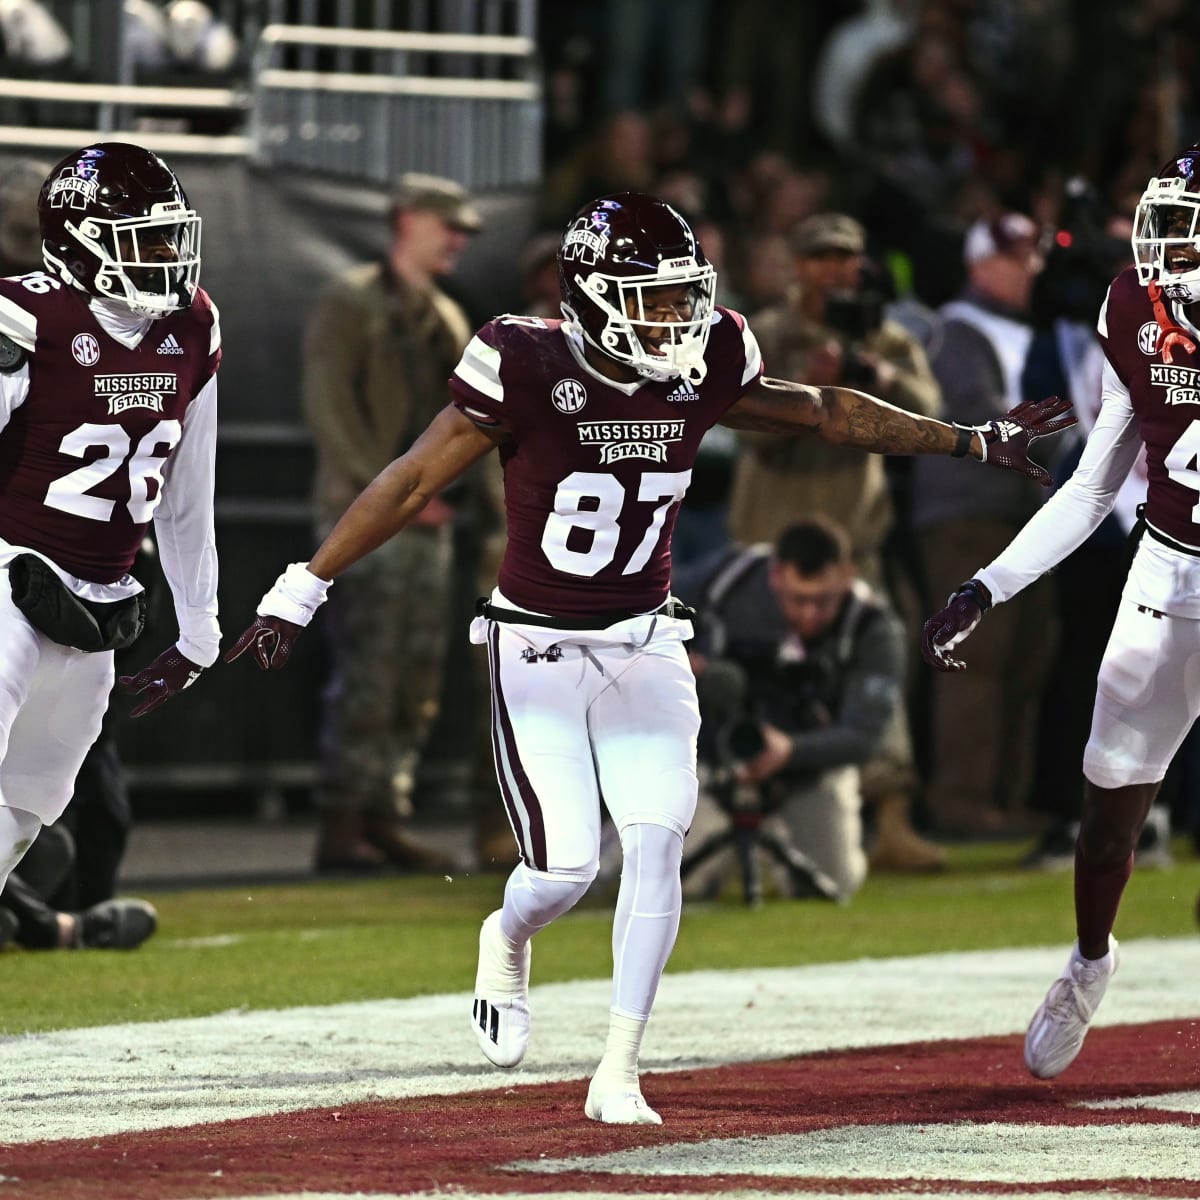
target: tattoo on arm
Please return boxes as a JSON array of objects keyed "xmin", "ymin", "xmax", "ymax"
[
  {"xmin": 723, "ymin": 377, "xmax": 955, "ymax": 455},
  {"xmin": 835, "ymin": 388, "xmax": 952, "ymax": 453}
]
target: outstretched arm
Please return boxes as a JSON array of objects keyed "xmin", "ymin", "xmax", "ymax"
[
  {"xmin": 722, "ymin": 377, "xmax": 966, "ymax": 454},
  {"xmin": 226, "ymin": 403, "xmax": 501, "ymax": 669},
  {"xmin": 722, "ymin": 377, "xmax": 1075, "ymax": 483},
  {"xmin": 308, "ymin": 403, "xmax": 500, "ymax": 579}
]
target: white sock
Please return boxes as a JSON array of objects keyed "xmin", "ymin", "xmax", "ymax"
[{"xmin": 593, "ymin": 1011, "xmax": 647, "ymax": 1092}]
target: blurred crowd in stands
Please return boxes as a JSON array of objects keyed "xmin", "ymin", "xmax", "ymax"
[
  {"xmin": 527, "ymin": 0, "xmax": 1200, "ymax": 869},
  {"xmin": 1, "ymin": 0, "xmax": 1199, "ymax": 887}
]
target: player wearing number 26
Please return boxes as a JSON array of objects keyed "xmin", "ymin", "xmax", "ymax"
[
  {"xmin": 227, "ymin": 192, "xmax": 1072, "ymax": 1124},
  {"xmin": 0, "ymin": 143, "xmax": 219, "ymax": 901}
]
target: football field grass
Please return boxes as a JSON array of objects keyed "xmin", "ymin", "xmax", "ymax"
[{"xmin": 3, "ymin": 840, "xmax": 1197, "ymax": 1036}]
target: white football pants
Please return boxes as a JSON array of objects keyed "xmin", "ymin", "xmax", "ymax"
[
  {"xmin": 1085, "ymin": 598, "xmax": 1200, "ymax": 788},
  {"xmin": 0, "ymin": 573, "xmax": 114, "ymax": 824},
  {"xmin": 483, "ymin": 622, "xmax": 700, "ymax": 876}
]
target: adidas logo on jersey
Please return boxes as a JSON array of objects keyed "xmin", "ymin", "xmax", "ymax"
[
  {"xmin": 666, "ymin": 380, "xmax": 698, "ymax": 402},
  {"xmin": 157, "ymin": 333, "xmax": 184, "ymax": 356}
]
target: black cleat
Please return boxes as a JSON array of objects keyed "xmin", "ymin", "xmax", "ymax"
[{"xmin": 75, "ymin": 899, "xmax": 158, "ymax": 950}]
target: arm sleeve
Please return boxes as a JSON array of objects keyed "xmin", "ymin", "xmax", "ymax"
[
  {"xmin": 154, "ymin": 375, "xmax": 220, "ymax": 666},
  {"xmin": 975, "ymin": 358, "xmax": 1142, "ymax": 604},
  {"xmin": 784, "ymin": 612, "xmax": 904, "ymax": 773}
]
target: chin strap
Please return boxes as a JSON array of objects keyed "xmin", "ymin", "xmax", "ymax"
[{"xmin": 1147, "ymin": 279, "xmax": 1198, "ymax": 363}]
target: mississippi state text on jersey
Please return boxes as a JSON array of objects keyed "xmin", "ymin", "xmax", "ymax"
[
  {"xmin": 450, "ymin": 308, "xmax": 762, "ymax": 618},
  {"xmin": 0, "ymin": 271, "xmax": 220, "ymax": 582},
  {"xmin": 1100, "ymin": 266, "xmax": 1200, "ymax": 547}
]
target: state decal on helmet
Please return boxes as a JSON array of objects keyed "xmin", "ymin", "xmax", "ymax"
[
  {"xmin": 1133, "ymin": 145, "xmax": 1200, "ymax": 303},
  {"xmin": 558, "ymin": 192, "xmax": 716, "ymax": 384},
  {"xmin": 38, "ymin": 142, "xmax": 201, "ymax": 319}
]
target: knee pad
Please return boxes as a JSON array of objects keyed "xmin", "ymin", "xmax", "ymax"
[
  {"xmin": 618, "ymin": 822, "xmax": 683, "ymax": 911},
  {"xmin": 502, "ymin": 861, "xmax": 594, "ymax": 940}
]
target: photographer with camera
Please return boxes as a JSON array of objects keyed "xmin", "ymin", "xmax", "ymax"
[
  {"xmin": 727, "ymin": 213, "xmax": 941, "ymax": 590},
  {"xmin": 678, "ymin": 518, "xmax": 913, "ymax": 903},
  {"xmin": 725, "ymin": 212, "xmax": 943, "ymax": 874}
]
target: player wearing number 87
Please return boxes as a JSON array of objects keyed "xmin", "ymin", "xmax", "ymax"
[
  {"xmin": 922, "ymin": 144, "xmax": 1200, "ymax": 1081},
  {"xmin": 226, "ymin": 192, "xmax": 1072, "ymax": 1124},
  {"xmin": 0, "ymin": 143, "xmax": 219, "ymax": 898}
]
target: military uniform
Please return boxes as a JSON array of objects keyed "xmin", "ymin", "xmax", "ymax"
[{"xmin": 303, "ymin": 260, "xmax": 470, "ymax": 862}]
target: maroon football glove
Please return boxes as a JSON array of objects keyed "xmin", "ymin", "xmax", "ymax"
[
  {"xmin": 921, "ymin": 579, "xmax": 992, "ymax": 672},
  {"xmin": 223, "ymin": 615, "xmax": 303, "ymax": 671},
  {"xmin": 117, "ymin": 645, "xmax": 205, "ymax": 718},
  {"xmin": 963, "ymin": 394, "xmax": 1077, "ymax": 487}
]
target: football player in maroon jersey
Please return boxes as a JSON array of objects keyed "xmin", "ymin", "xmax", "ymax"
[
  {"xmin": 922, "ymin": 146, "xmax": 1200, "ymax": 1082},
  {"xmin": 0, "ymin": 144, "xmax": 221, "ymax": 923},
  {"xmin": 229, "ymin": 192, "xmax": 1072, "ymax": 1124}
]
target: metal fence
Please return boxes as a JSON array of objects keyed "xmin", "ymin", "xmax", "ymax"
[
  {"xmin": 0, "ymin": 1, "xmax": 543, "ymax": 187},
  {"xmin": 249, "ymin": 23, "xmax": 541, "ymax": 188}
]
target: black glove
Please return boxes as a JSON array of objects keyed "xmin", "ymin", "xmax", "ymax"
[
  {"xmin": 921, "ymin": 579, "xmax": 992, "ymax": 672},
  {"xmin": 957, "ymin": 394, "xmax": 1077, "ymax": 487},
  {"xmin": 223, "ymin": 615, "xmax": 303, "ymax": 670},
  {"xmin": 117, "ymin": 645, "xmax": 204, "ymax": 717}
]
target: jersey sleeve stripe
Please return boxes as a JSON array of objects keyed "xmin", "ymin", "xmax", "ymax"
[
  {"xmin": 1096, "ymin": 285, "xmax": 1111, "ymax": 339},
  {"xmin": 0, "ymin": 294, "xmax": 36, "ymax": 351},
  {"xmin": 740, "ymin": 322, "xmax": 763, "ymax": 386},
  {"xmin": 208, "ymin": 297, "xmax": 222, "ymax": 354},
  {"xmin": 457, "ymin": 403, "xmax": 504, "ymax": 427},
  {"xmin": 454, "ymin": 335, "xmax": 504, "ymax": 401}
]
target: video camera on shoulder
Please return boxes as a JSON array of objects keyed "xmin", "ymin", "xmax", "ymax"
[
  {"xmin": 1034, "ymin": 176, "xmax": 1131, "ymax": 327},
  {"xmin": 824, "ymin": 288, "xmax": 885, "ymax": 343}
]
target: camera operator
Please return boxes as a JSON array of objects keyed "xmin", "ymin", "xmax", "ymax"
[
  {"xmin": 677, "ymin": 518, "xmax": 912, "ymax": 901},
  {"xmin": 727, "ymin": 212, "xmax": 941, "ymax": 593}
]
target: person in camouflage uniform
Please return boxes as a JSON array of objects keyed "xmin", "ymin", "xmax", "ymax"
[{"xmin": 303, "ymin": 173, "xmax": 483, "ymax": 872}]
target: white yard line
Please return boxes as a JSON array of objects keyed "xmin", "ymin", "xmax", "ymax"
[{"xmin": 0, "ymin": 938, "xmax": 1196, "ymax": 1145}]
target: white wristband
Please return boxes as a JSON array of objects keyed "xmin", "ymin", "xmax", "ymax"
[{"xmin": 257, "ymin": 561, "xmax": 332, "ymax": 627}]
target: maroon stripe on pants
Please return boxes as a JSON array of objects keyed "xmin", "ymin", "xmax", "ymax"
[{"xmin": 488, "ymin": 624, "xmax": 548, "ymax": 872}]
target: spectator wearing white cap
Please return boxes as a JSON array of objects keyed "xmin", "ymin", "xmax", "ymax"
[{"xmin": 911, "ymin": 211, "xmax": 1059, "ymax": 839}]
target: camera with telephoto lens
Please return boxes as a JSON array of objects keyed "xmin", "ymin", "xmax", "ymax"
[
  {"xmin": 824, "ymin": 288, "xmax": 885, "ymax": 343},
  {"xmin": 725, "ymin": 717, "xmax": 766, "ymax": 764},
  {"xmin": 1033, "ymin": 176, "xmax": 1130, "ymax": 327},
  {"xmin": 823, "ymin": 262, "xmax": 889, "ymax": 389}
]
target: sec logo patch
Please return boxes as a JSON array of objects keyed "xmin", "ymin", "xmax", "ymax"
[
  {"xmin": 72, "ymin": 332, "xmax": 100, "ymax": 366},
  {"xmin": 552, "ymin": 378, "xmax": 587, "ymax": 413}
]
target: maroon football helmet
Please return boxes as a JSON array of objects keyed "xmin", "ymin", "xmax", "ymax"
[
  {"xmin": 37, "ymin": 142, "xmax": 201, "ymax": 318},
  {"xmin": 558, "ymin": 192, "xmax": 716, "ymax": 384},
  {"xmin": 1133, "ymin": 144, "xmax": 1200, "ymax": 302}
]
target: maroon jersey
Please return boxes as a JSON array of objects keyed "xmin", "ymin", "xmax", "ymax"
[
  {"xmin": 450, "ymin": 307, "xmax": 762, "ymax": 618},
  {"xmin": 1100, "ymin": 266, "xmax": 1200, "ymax": 546},
  {"xmin": 0, "ymin": 273, "xmax": 220, "ymax": 582}
]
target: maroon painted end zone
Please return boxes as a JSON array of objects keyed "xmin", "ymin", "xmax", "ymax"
[{"xmin": 4, "ymin": 1021, "xmax": 1200, "ymax": 1200}]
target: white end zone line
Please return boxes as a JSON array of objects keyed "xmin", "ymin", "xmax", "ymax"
[{"xmin": 1, "ymin": 938, "xmax": 1197, "ymax": 1145}]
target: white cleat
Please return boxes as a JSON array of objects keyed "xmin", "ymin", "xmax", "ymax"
[
  {"xmin": 585, "ymin": 1079, "xmax": 662, "ymax": 1125},
  {"xmin": 470, "ymin": 910, "xmax": 531, "ymax": 1068},
  {"xmin": 1024, "ymin": 936, "xmax": 1119, "ymax": 1080}
]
